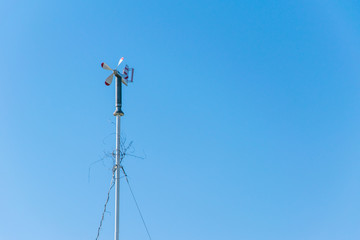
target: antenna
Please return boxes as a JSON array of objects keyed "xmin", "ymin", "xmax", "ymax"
[{"xmin": 101, "ymin": 57, "xmax": 135, "ymax": 240}]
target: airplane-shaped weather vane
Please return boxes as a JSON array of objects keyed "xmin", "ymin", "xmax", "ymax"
[{"xmin": 101, "ymin": 57, "xmax": 134, "ymax": 116}]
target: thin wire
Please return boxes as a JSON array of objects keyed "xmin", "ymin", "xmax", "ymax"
[
  {"xmin": 121, "ymin": 167, "xmax": 152, "ymax": 240},
  {"xmin": 95, "ymin": 167, "xmax": 116, "ymax": 240},
  {"xmin": 125, "ymin": 153, "xmax": 145, "ymax": 160},
  {"xmin": 94, "ymin": 140, "xmax": 143, "ymax": 240}
]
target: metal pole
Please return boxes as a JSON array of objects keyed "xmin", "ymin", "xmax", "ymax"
[
  {"xmin": 115, "ymin": 114, "xmax": 120, "ymax": 240},
  {"xmin": 114, "ymin": 74, "xmax": 123, "ymax": 240}
]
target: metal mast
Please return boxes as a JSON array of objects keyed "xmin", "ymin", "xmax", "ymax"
[
  {"xmin": 101, "ymin": 57, "xmax": 134, "ymax": 240},
  {"xmin": 114, "ymin": 72, "xmax": 124, "ymax": 240}
]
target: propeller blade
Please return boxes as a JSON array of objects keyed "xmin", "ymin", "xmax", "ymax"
[
  {"xmin": 116, "ymin": 57, "xmax": 124, "ymax": 69},
  {"xmin": 101, "ymin": 62, "xmax": 112, "ymax": 71},
  {"xmin": 105, "ymin": 73, "xmax": 114, "ymax": 86}
]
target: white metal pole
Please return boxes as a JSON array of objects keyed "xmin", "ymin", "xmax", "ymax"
[{"xmin": 114, "ymin": 92, "xmax": 121, "ymax": 240}]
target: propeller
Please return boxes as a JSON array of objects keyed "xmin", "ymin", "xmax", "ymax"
[
  {"xmin": 101, "ymin": 57, "xmax": 124, "ymax": 86},
  {"xmin": 101, "ymin": 57, "xmax": 134, "ymax": 86}
]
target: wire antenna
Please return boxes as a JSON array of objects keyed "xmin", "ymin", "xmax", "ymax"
[
  {"xmin": 95, "ymin": 166, "xmax": 116, "ymax": 240},
  {"xmin": 121, "ymin": 167, "xmax": 153, "ymax": 240}
]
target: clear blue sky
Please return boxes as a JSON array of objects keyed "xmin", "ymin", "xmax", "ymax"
[{"xmin": 1, "ymin": 0, "xmax": 360, "ymax": 239}]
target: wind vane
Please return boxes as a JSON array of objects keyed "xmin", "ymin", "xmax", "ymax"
[{"xmin": 101, "ymin": 57, "xmax": 134, "ymax": 240}]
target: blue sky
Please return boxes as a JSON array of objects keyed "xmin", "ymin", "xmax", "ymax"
[{"xmin": 1, "ymin": 0, "xmax": 360, "ymax": 239}]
